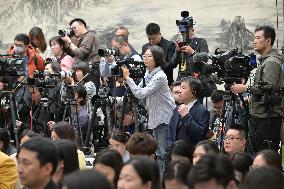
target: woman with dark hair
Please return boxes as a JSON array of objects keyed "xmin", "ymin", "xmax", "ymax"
[
  {"xmin": 228, "ymin": 152, "xmax": 253, "ymax": 184},
  {"xmin": 252, "ymin": 149, "xmax": 282, "ymax": 170},
  {"xmin": 122, "ymin": 45, "xmax": 175, "ymax": 171},
  {"xmin": 29, "ymin": 26, "xmax": 52, "ymax": 59},
  {"xmin": 49, "ymin": 36, "xmax": 74, "ymax": 71},
  {"xmin": 108, "ymin": 128, "xmax": 130, "ymax": 162},
  {"xmin": 50, "ymin": 121, "xmax": 86, "ymax": 169},
  {"xmin": 163, "ymin": 160, "xmax": 191, "ymax": 189},
  {"xmin": 0, "ymin": 128, "xmax": 17, "ymax": 155},
  {"xmin": 62, "ymin": 169, "xmax": 112, "ymax": 189},
  {"xmin": 53, "ymin": 139, "xmax": 79, "ymax": 187},
  {"xmin": 118, "ymin": 157, "xmax": 161, "ymax": 189},
  {"xmin": 72, "ymin": 62, "xmax": 96, "ymax": 115},
  {"xmin": 192, "ymin": 140, "xmax": 219, "ymax": 165},
  {"xmin": 170, "ymin": 140, "xmax": 193, "ymax": 163},
  {"xmin": 93, "ymin": 149, "xmax": 123, "ymax": 189}
]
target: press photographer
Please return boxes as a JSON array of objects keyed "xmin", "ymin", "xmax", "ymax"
[
  {"xmin": 99, "ymin": 35, "xmax": 142, "ymax": 96},
  {"xmin": 172, "ymin": 11, "xmax": 209, "ymax": 78},
  {"xmin": 230, "ymin": 25, "xmax": 283, "ymax": 153},
  {"xmin": 122, "ymin": 45, "xmax": 175, "ymax": 171},
  {"xmin": 60, "ymin": 18, "xmax": 97, "ymax": 64}
]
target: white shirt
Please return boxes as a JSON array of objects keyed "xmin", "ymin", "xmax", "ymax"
[{"xmin": 186, "ymin": 99, "xmax": 197, "ymax": 112}]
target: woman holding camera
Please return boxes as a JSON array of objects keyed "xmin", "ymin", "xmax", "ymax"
[{"xmin": 122, "ymin": 45, "xmax": 175, "ymax": 171}]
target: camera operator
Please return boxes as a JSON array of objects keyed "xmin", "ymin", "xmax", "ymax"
[
  {"xmin": 231, "ymin": 25, "xmax": 283, "ymax": 153},
  {"xmin": 7, "ymin": 33, "xmax": 45, "ymax": 78},
  {"xmin": 172, "ymin": 26, "xmax": 209, "ymax": 78},
  {"xmin": 142, "ymin": 23, "xmax": 176, "ymax": 86},
  {"xmin": 100, "ymin": 35, "xmax": 142, "ymax": 96},
  {"xmin": 121, "ymin": 45, "xmax": 175, "ymax": 171},
  {"xmin": 61, "ymin": 18, "xmax": 97, "ymax": 64}
]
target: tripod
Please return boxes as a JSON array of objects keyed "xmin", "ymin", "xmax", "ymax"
[{"xmin": 86, "ymin": 93, "xmax": 114, "ymax": 153}]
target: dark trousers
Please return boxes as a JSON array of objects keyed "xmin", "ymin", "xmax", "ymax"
[{"xmin": 249, "ymin": 116, "xmax": 282, "ymax": 154}]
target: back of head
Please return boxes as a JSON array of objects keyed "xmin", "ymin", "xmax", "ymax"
[
  {"xmin": 171, "ymin": 140, "xmax": 194, "ymax": 162},
  {"xmin": 126, "ymin": 157, "xmax": 161, "ymax": 189},
  {"xmin": 63, "ymin": 169, "xmax": 112, "ymax": 189},
  {"xmin": 19, "ymin": 137, "xmax": 58, "ymax": 175},
  {"xmin": 240, "ymin": 166, "xmax": 284, "ymax": 189},
  {"xmin": 54, "ymin": 139, "xmax": 79, "ymax": 175},
  {"xmin": 94, "ymin": 149, "xmax": 123, "ymax": 186},
  {"xmin": 0, "ymin": 128, "xmax": 10, "ymax": 153},
  {"xmin": 194, "ymin": 140, "xmax": 219, "ymax": 154},
  {"xmin": 255, "ymin": 149, "xmax": 282, "ymax": 170},
  {"xmin": 127, "ymin": 132, "xmax": 158, "ymax": 157},
  {"xmin": 109, "ymin": 128, "xmax": 130, "ymax": 144},
  {"xmin": 163, "ymin": 160, "xmax": 191, "ymax": 185},
  {"xmin": 146, "ymin": 23, "xmax": 160, "ymax": 35},
  {"xmin": 188, "ymin": 153, "xmax": 235, "ymax": 188},
  {"xmin": 211, "ymin": 90, "xmax": 224, "ymax": 103}
]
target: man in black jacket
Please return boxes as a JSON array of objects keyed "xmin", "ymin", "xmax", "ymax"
[
  {"xmin": 172, "ymin": 27, "xmax": 209, "ymax": 79},
  {"xmin": 142, "ymin": 23, "xmax": 176, "ymax": 86}
]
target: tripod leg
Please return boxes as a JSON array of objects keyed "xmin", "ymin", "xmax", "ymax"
[{"xmin": 9, "ymin": 95, "xmax": 19, "ymax": 149}]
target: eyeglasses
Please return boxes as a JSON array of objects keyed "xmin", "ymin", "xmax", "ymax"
[
  {"xmin": 108, "ymin": 144, "xmax": 121, "ymax": 149},
  {"xmin": 142, "ymin": 54, "xmax": 153, "ymax": 59},
  {"xmin": 223, "ymin": 137, "xmax": 243, "ymax": 142}
]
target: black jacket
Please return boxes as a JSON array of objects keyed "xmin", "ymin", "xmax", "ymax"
[{"xmin": 142, "ymin": 37, "xmax": 176, "ymax": 86}]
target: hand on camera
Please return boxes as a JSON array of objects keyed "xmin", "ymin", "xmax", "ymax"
[
  {"xmin": 121, "ymin": 66, "xmax": 130, "ymax": 80},
  {"xmin": 181, "ymin": 45, "xmax": 195, "ymax": 54},
  {"xmin": 61, "ymin": 34, "xmax": 71, "ymax": 44}
]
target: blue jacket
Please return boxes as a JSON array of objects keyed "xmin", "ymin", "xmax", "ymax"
[{"xmin": 166, "ymin": 101, "xmax": 210, "ymax": 149}]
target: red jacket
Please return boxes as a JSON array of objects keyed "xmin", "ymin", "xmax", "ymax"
[{"xmin": 7, "ymin": 45, "xmax": 45, "ymax": 78}]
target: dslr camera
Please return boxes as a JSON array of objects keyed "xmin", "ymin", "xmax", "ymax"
[{"xmin": 58, "ymin": 27, "xmax": 75, "ymax": 37}]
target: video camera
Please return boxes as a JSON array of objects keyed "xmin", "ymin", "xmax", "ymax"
[
  {"xmin": 58, "ymin": 27, "xmax": 75, "ymax": 37},
  {"xmin": 0, "ymin": 55, "xmax": 25, "ymax": 92},
  {"xmin": 98, "ymin": 48, "xmax": 120, "ymax": 57},
  {"xmin": 27, "ymin": 70, "xmax": 74, "ymax": 88},
  {"xmin": 176, "ymin": 11, "xmax": 194, "ymax": 48},
  {"xmin": 111, "ymin": 58, "xmax": 146, "ymax": 79},
  {"xmin": 194, "ymin": 48, "xmax": 257, "ymax": 88}
]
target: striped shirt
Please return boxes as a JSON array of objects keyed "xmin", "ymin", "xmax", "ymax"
[{"xmin": 126, "ymin": 67, "xmax": 175, "ymax": 129}]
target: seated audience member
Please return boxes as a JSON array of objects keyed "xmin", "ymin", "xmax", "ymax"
[
  {"xmin": 223, "ymin": 124, "xmax": 247, "ymax": 155},
  {"xmin": 228, "ymin": 152, "xmax": 253, "ymax": 184},
  {"xmin": 167, "ymin": 77, "xmax": 210, "ymax": 149},
  {"xmin": 192, "ymin": 140, "xmax": 219, "ymax": 165},
  {"xmin": 127, "ymin": 132, "xmax": 158, "ymax": 159},
  {"xmin": 163, "ymin": 160, "xmax": 190, "ymax": 189},
  {"xmin": 29, "ymin": 26, "xmax": 52, "ymax": 59},
  {"xmin": 93, "ymin": 149, "xmax": 123, "ymax": 189},
  {"xmin": 17, "ymin": 137, "xmax": 59, "ymax": 189},
  {"xmin": 240, "ymin": 166, "xmax": 284, "ymax": 189},
  {"xmin": 19, "ymin": 129, "xmax": 42, "ymax": 145},
  {"xmin": 170, "ymin": 140, "xmax": 193, "ymax": 163},
  {"xmin": 118, "ymin": 157, "xmax": 161, "ymax": 189},
  {"xmin": 7, "ymin": 33, "xmax": 44, "ymax": 78},
  {"xmin": 252, "ymin": 149, "xmax": 282, "ymax": 170},
  {"xmin": 108, "ymin": 129, "xmax": 130, "ymax": 162},
  {"xmin": 188, "ymin": 154, "xmax": 237, "ymax": 189},
  {"xmin": 50, "ymin": 121, "xmax": 86, "ymax": 169},
  {"xmin": 49, "ymin": 36, "xmax": 74, "ymax": 71},
  {"xmin": 0, "ymin": 151, "xmax": 17, "ymax": 189},
  {"xmin": 0, "ymin": 128, "xmax": 17, "ymax": 156},
  {"xmin": 53, "ymin": 139, "xmax": 79, "ymax": 188},
  {"xmin": 62, "ymin": 170, "xmax": 112, "ymax": 189},
  {"xmin": 170, "ymin": 80, "xmax": 181, "ymax": 105}
]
